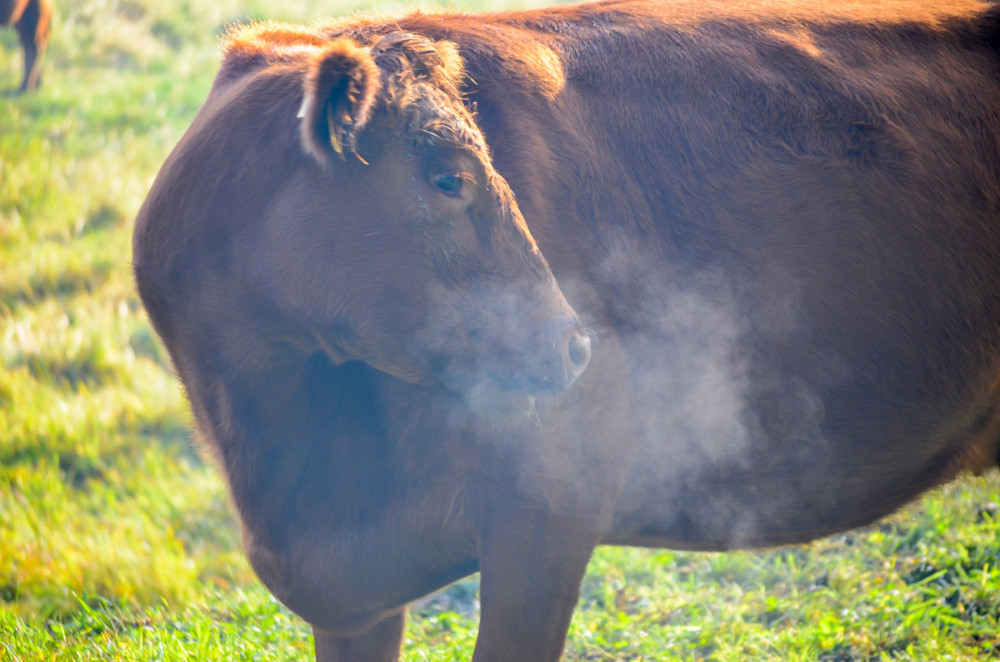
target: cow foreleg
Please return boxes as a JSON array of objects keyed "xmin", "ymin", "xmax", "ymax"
[
  {"xmin": 472, "ymin": 514, "xmax": 597, "ymax": 662},
  {"xmin": 313, "ymin": 610, "xmax": 405, "ymax": 662}
]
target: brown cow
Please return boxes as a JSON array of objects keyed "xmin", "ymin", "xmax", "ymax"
[
  {"xmin": 1, "ymin": 0, "xmax": 51, "ymax": 92},
  {"xmin": 132, "ymin": 1, "xmax": 1000, "ymax": 660}
]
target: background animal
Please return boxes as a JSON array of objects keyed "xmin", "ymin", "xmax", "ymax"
[
  {"xmin": 0, "ymin": 0, "xmax": 51, "ymax": 92},
  {"xmin": 133, "ymin": 1, "xmax": 1000, "ymax": 660}
]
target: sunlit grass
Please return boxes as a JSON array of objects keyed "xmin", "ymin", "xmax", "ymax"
[{"xmin": 1, "ymin": 0, "xmax": 998, "ymax": 659}]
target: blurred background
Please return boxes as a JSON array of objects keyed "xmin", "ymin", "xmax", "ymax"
[{"xmin": 1, "ymin": 1, "xmax": 998, "ymax": 659}]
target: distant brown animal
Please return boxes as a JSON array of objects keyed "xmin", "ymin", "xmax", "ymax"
[
  {"xmin": 1, "ymin": 0, "xmax": 51, "ymax": 92},
  {"xmin": 133, "ymin": 1, "xmax": 1000, "ymax": 660}
]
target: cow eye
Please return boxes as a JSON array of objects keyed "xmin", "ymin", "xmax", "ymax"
[{"xmin": 432, "ymin": 171, "xmax": 465, "ymax": 197}]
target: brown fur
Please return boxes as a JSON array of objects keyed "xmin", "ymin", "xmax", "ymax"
[
  {"xmin": 0, "ymin": 0, "xmax": 51, "ymax": 92},
  {"xmin": 134, "ymin": 1, "xmax": 1000, "ymax": 660}
]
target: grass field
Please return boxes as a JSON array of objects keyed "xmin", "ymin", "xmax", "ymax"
[{"xmin": 1, "ymin": 0, "xmax": 999, "ymax": 659}]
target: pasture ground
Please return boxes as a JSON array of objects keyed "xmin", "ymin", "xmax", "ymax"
[{"xmin": 1, "ymin": 1, "xmax": 998, "ymax": 659}]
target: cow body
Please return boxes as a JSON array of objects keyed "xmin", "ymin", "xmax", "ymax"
[
  {"xmin": 133, "ymin": 1, "xmax": 1000, "ymax": 660},
  {"xmin": 1, "ymin": 0, "xmax": 51, "ymax": 92}
]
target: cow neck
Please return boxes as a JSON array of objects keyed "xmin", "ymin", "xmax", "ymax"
[{"xmin": 200, "ymin": 354, "xmax": 389, "ymax": 540}]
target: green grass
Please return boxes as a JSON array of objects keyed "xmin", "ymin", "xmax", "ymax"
[{"xmin": 1, "ymin": 0, "xmax": 998, "ymax": 659}]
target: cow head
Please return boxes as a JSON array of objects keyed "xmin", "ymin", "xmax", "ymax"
[{"xmin": 173, "ymin": 30, "xmax": 590, "ymax": 416}]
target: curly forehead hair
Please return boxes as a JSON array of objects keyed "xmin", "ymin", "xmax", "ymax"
[
  {"xmin": 223, "ymin": 22, "xmax": 508, "ymax": 197},
  {"xmin": 223, "ymin": 24, "xmax": 490, "ymax": 155},
  {"xmin": 367, "ymin": 32, "xmax": 492, "ymax": 158}
]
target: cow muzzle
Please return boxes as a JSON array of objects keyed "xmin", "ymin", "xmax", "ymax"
[
  {"xmin": 415, "ymin": 276, "xmax": 591, "ymax": 412},
  {"xmin": 439, "ymin": 315, "xmax": 591, "ymax": 421},
  {"xmin": 531, "ymin": 319, "xmax": 592, "ymax": 394},
  {"xmin": 478, "ymin": 315, "xmax": 592, "ymax": 397}
]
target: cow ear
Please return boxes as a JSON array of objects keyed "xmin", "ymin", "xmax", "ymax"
[{"xmin": 300, "ymin": 39, "xmax": 380, "ymax": 168}]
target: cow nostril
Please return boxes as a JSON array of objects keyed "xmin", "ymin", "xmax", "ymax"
[{"xmin": 567, "ymin": 332, "xmax": 592, "ymax": 374}]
